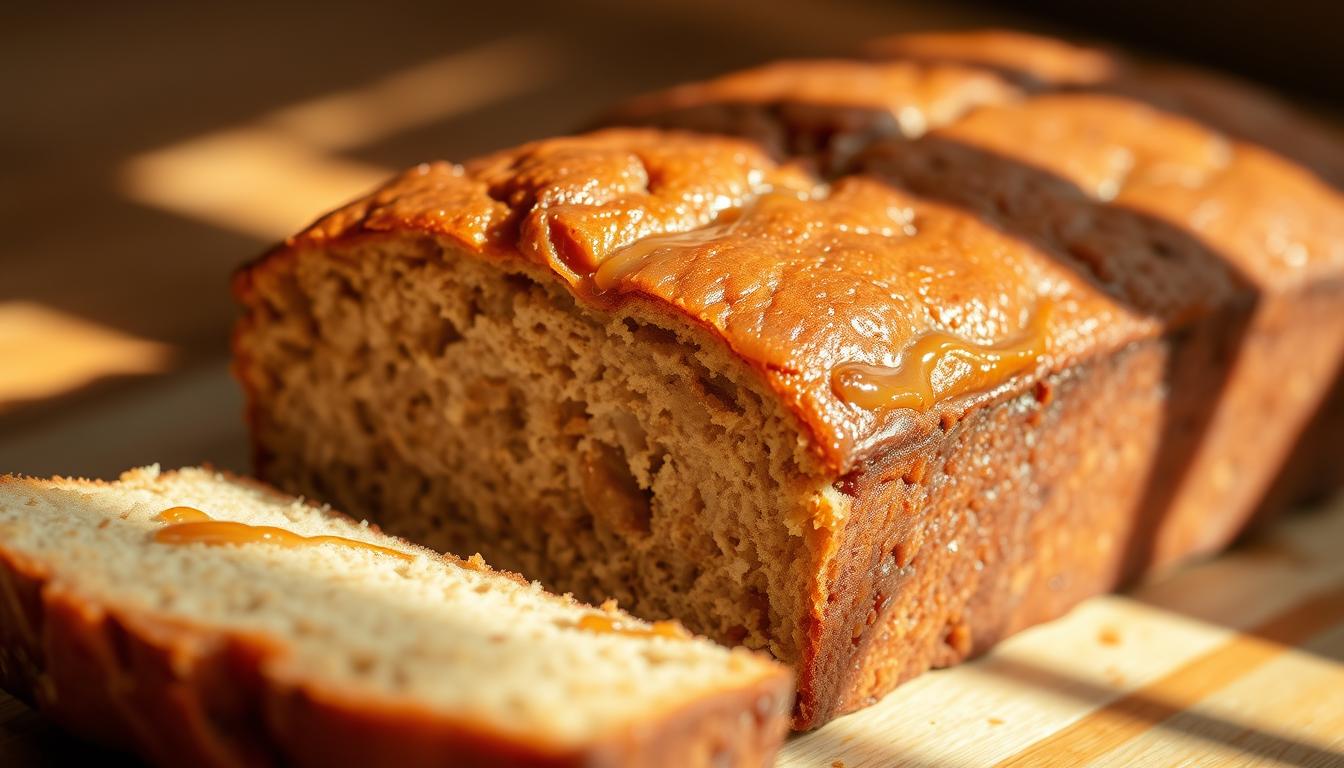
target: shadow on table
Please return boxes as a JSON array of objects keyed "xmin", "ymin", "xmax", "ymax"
[{"xmin": 981, "ymin": 652, "xmax": 1344, "ymax": 767}]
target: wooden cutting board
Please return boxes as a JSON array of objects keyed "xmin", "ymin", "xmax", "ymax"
[{"xmin": 1, "ymin": 367, "xmax": 1341, "ymax": 767}]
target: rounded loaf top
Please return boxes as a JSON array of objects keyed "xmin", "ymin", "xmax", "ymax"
[
  {"xmin": 243, "ymin": 32, "xmax": 1344, "ymax": 473},
  {"xmin": 247, "ymin": 127, "xmax": 1151, "ymax": 472}
]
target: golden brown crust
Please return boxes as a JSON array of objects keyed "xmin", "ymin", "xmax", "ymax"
[
  {"xmin": 600, "ymin": 58, "xmax": 1024, "ymax": 173},
  {"xmin": 236, "ymin": 128, "xmax": 1154, "ymax": 473},
  {"xmin": 0, "ymin": 475, "xmax": 792, "ymax": 767}
]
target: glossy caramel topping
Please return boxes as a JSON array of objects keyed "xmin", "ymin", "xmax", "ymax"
[
  {"xmin": 592, "ymin": 208, "xmax": 747, "ymax": 292},
  {"xmin": 832, "ymin": 303, "xmax": 1053, "ymax": 411},
  {"xmin": 152, "ymin": 507, "xmax": 413, "ymax": 562},
  {"xmin": 576, "ymin": 613, "xmax": 689, "ymax": 640},
  {"xmin": 155, "ymin": 506, "xmax": 211, "ymax": 524}
]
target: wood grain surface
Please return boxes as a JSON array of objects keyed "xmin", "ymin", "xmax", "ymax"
[{"xmin": 3, "ymin": 1, "xmax": 1342, "ymax": 765}]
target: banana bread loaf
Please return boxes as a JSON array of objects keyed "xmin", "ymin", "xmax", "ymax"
[
  {"xmin": 233, "ymin": 33, "xmax": 1344, "ymax": 728},
  {"xmin": 0, "ymin": 467, "xmax": 790, "ymax": 767}
]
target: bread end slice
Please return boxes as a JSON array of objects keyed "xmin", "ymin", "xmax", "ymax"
[{"xmin": 0, "ymin": 466, "xmax": 791, "ymax": 768}]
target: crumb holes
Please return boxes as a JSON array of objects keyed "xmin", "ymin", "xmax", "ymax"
[
  {"xmin": 333, "ymin": 273, "xmax": 360, "ymax": 301},
  {"xmin": 631, "ymin": 322, "xmax": 680, "ymax": 347},
  {"xmin": 724, "ymin": 625, "xmax": 749, "ymax": 645},
  {"xmin": 695, "ymin": 373, "xmax": 745, "ymax": 415},
  {"xmin": 353, "ymin": 400, "xmax": 377, "ymax": 435},
  {"xmin": 503, "ymin": 272, "xmax": 535, "ymax": 293},
  {"xmin": 427, "ymin": 317, "xmax": 463, "ymax": 355},
  {"xmin": 742, "ymin": 588, "xmax": 772, "ymax": 638},
  {"xmin": 277, "ymin": 339, "xmax": 312, "ymax": 364},
  {"xmin": 578, "ymin": 443, "xmax": 652, "ymax": 535},
  {"xmin": 647, "ymin": 452, "xmax": 667, "ymax": 477},
  {"xmin": 558, "ymin": 400, "xmax": 589, "ymax": 435}
]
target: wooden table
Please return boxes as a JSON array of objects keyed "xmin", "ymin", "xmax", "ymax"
[{"xmin": 3, "ymin": 1, "xmax": 1342, "ymax": 765}]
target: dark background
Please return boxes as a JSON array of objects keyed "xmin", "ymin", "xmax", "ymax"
[{"xmin": 968, "ymin": 0, "xmax": 1343, "ymax": 106}]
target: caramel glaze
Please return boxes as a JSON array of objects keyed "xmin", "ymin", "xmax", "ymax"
[
  {"xmin": 152, "ymin": 507, "xmax": 414, "ymax": 562},
  {"xmin": 831, "ymin": 303, "xmax": 1053, "ymax": 411},
  {"xmin": 576, "ymin": 613, "xmax": 690, "ymax": 640}
]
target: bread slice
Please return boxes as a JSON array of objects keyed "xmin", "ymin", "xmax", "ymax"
[{"xmin": 0, "ymin": 466, "xmax": 791, "ymax": 767}]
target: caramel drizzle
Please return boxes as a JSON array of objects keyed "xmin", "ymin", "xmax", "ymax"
[
  {"xmin": 151, "ymin": 507, "xmax": 413, "ymax": 562},
  {"xmin": 575, "ymin": 613, "xmax": 690, "ymax": 640},
  {"xmin": 832, "ymin": 303, "xmax": 1053, "ymax": 411},
  {"xmin": 592, "ymin": 213, "xmax": 743, "ymax": 292}
]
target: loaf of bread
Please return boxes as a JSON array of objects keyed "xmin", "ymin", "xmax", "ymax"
[
  {"xmin": 232, "ymin": 31, "xmax": 1344, "ymax": 728},
  {"xmin": 0, "ymin": 467, "xmax": 791, "ymax": 766}
]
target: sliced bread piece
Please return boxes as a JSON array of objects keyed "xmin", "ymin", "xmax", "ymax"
[{"xmin": 0, "ymin": 466, "xmax": 791, "ymax": 768}]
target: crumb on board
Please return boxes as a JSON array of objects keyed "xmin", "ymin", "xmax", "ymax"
[
  {"xmin": 988, "ymin": 717, "xmax": 1004, "ymax": 726},
  {"xmin": 1098, "ymin": 626, "xmax": 1121, "ymax": 646},
  {"xmin": 831, "ymin": 761, "xmax": 845, "ymax": 768}
]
